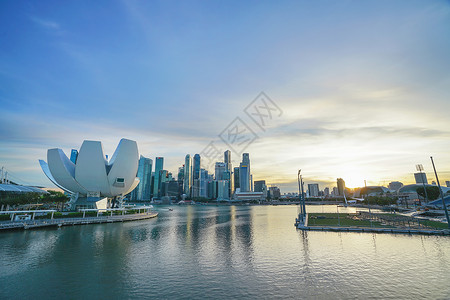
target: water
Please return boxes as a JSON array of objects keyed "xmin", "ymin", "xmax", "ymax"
[{"xmin": 1, "ymin": 205, "xmax": 449, "ymax": 299}]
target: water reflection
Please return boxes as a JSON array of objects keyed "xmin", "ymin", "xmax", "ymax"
[{"xmin": 0, "ymin": 205, "xmax": 449, "ymax": 299}]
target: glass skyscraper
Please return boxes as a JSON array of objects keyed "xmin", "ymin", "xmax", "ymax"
[
  {"xmin": 136, "ymin": 155, "xmax": 153, "ymax": 200},
  {"xmin": 153, "ymin": 157, "xmax": 164, "ymax": 198},
  {"xmin": 184, "ymin": 154, "xmax": 192, "ymax": 197},
  {"xmin": 193, "ymin": 154, "xmax": 201, "ymax": 180},
  {"xmin": 233, "ymin": 167, "xmax": 240, "ymax": 191},
  {"xmin": 239, "ymin": 153, "xmax": 251, "ymax": 192}
]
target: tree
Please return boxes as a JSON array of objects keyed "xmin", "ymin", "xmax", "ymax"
[{"xmin": 416, "ymin": 186, "xmax": 440, "ymax": 201}]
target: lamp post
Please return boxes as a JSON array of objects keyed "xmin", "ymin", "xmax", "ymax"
[
  {"xmin": 298, "ymin": 170, "xmax": 303, "ymax": 220},
  {"xmin": 430, "ymin": 157, "xmax": 450, "ymax": 229},
  {"xmin": 298, "ymin": 170, "xmax": 306, "ymax": 224}
]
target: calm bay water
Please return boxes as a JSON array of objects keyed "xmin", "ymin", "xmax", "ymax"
[{"xmin": 1, "ymin": 205, "xmax": 449, "ymax": 299}]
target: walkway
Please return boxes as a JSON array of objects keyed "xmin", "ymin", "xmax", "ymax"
[{"xmin": 0, "ymin": 212, "xmax": 158, "ymax": 231}]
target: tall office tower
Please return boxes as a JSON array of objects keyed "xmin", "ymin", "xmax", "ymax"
[
  {"xmin": 208, "ymin": 181, "xmax": 217, "ymax": 199},
  {"xmin": 234, "ymin": 167, "xmax": 240, "ymax": 191},
  {"xmin": 200, "ymin": 169, "xmax": 208, "ymax": 198},
  {"xmin": 184, "ymin": 154, "xmax": 192, "ymax": 196},
  {"xmin": 70, "ymin": 149, "xmax": 78, "ymax": 164},
  {"xmin": 135, "ymin": 156, "xmax": 153, "ymax": 201},
  {"xmin": 239, "ymin": 164, "xmax": 250, "ymax": 192},
  {"xmin": 239, "ymin": 153, "xmax": 251, "ymax": 192},
  {"xmin": 324, "ymin": 187, "xmax": 330, "ymax": 197},
  {"xmin": 215, "ymin": 162, "xmax": 227, "ymax": 180},
  {"xmin": 308, "ymin": 183, "xmax": 320, "ymax": 197},
  {"xmin": 193, "ymin": 154, "xmax": 201, "ymax": 180},
  {"xmin": 250, "ymin": 174, "xmax": 253, "ymax": 191},
  {"xmin": 414, "ymin": 172, "xmax": 428, "ymax": 184},
  {"xmin": 167, "ymin": 180, "xmax": 180, "ymax": 199},
  {"xmin": 167, "ymin": 172, "xmax": 173, "ymax": 181},
  {"xmin": 224, "ymin": 150, "xmax": 232, "ymax": 195},
  {"xmin": 217, "ymin": 180, "xmax": 230, "ymax": 200},
  {"xmin": 388, "ymin": 181, "xmax": 403, "ymax": 191},
  {"xmin": 178, "ymin": 166, "xmax": 184, "ymax": 182},
  {"xmin": 153, "ymin": 157, "xmax": 164, "ymax": 198},
  {"xmin": 337, "ymin": 178, "xmax": 346, "ymax": 196},
  {"xmin": 160, "ymin": 170, "xmax": 169, "ymax": 196}
]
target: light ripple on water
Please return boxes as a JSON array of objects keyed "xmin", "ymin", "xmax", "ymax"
[{"xmin": 0, "ymin": 205, "xmax": 449, "ymax": 299}]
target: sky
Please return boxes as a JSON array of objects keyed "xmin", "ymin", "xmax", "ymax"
[{"xmin": 1, "ymin": 0, "xmax": 450, "ymax": 192}]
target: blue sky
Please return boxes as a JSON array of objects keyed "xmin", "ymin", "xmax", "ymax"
[{"xmin": 1, "ymin": 0, "xmax": 450, "ymax": 192}]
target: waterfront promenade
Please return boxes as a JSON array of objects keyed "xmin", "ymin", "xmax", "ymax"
[{"xmin": 0, "ymin": 212, "xmax": 158, "ymax": 231}]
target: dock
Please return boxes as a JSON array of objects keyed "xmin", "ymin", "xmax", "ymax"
[
  {"xmin": 295, "ymin": 213, "xmax": 450, "ymax": 236},
  {"xmin": 296, "ymin": 224, "xmax": 450, "ymax": 235},
  {"xmin": 0, "ymin": 212, "xmax": 158, "ymax": 231}
]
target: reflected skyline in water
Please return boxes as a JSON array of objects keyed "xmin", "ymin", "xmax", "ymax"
[{"xmin": 1, "ymin": 205, "xmax": 449, "ymax": 299}]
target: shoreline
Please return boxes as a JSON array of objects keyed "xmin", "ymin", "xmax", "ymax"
[{"xmin": 0, "ymin": 212, "xmax": 158, "ymax": 231}]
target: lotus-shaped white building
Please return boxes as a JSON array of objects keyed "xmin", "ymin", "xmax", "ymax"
[{"xmin": 39, "ymin": 138, "xmax": 140, "ymax": 210}]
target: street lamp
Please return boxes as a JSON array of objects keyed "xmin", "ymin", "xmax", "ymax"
[
  {"xmin": 297, "ymin": 170, "xmax": 306, "ymax": 224},
  {"xmin": 430, "ymin": 157, "xmax": 450, "ymax": 229}
]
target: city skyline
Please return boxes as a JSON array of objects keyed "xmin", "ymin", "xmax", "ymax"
[{"xmin": 1, "ymin": 1, "xmax": 450, "ymax": 192}]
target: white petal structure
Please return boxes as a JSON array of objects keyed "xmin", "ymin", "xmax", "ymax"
[{"xmin": 40, "ymin": 138, "xmax": 140, "ymax": 199}]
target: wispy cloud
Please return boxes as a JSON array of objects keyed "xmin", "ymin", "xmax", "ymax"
[{"xmin": 30, "ymin": 16, "xmax": 63, "ymax": 34}]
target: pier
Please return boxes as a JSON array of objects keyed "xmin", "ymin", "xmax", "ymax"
[
  {"xmin": 296, "ymin": 213, "xmax": 450, "ymax": 236},
  {"xmin": 0, "ymin": 212, "xmax": 158, "ymax": 231}
]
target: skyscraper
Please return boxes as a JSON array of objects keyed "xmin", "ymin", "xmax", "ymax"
[
  {"xmin": 224, "ymin": 150, "xmax": 232, "ymax": 196},
  {"xmin": 308, "ymin": 183, "xmax": 319, "ymax": 197},
  {"xmin": 337, "ymin": 178, "xmax": 345, "ymax": 196},
  {"xmin": 135, "ymin": 155, "xmax": 153, "ymax": 201},
  {"xmin": 193, "ymin": 154, "xmax": 201, "ymax": 180},
  {"xmin": 200, "ymin": 168, "xmax": 208, "ymax": 198},
  {"xmin": 239, "ymin": 153, "xmax": 251, "ymax": 192},
  {"xmin": 184, "ymin": 154, "xmax": 192, "ymax": 196},
  {"xmin": 234, "ymin": 167, "xmax": 240, "ymax": 191},
  {"xmin": 215, "ymin": 162, "xmax": 227, "ymax": 180},
  {"xmin": 153, "ymin": 157, "xmax": 164, "ymax": 198}
]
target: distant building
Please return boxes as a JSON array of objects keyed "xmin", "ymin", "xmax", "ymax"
[
  {"xmin": 200, "ymin": 169, "xmax": 208, "ymax": 198},
  {"xmin": 446, "ymin": 181, "xmax": 450, "ymax": 188},
  {"xmin": 254, "ymin": 180, "xmax": 266, "ymax": 192},
  {"xmin": 134, "ymin": 155, "xmax": 153, "ymax": 201},
  {"xmin": 414, "ymin": 172, "xmax": 428, "ymax": 184},
  {"xmin": 332, "ymin": 187, "xmax": 339, "ymax": 196},
  {"xmin": 184, "ymin": 155, "xmax": 192, "ymax": 196},
  {"xmin": 217, "ymin": 180, "xmax": 230, "ymax": 200},
  {"xmin": 193, "ymin": 154, "xmax": 201, "ymax": 181},
  {"xmin": 337, "ymin": 178, "xmax": 346, "ymax": 196},
  {"xmin": 153, "ymin": 157, "xmax": 164, "ymax": 198},
  {"xmin": 166, "ymin": 180, "xmax": 180, "ymax": 199},
  {"xmin": 269, "ymin": 186, "xmax": 281, "ymax": 199},
  {"xmin": 388, "ymin": 181, "xmax": 403, "ymax": 191},
  {"xmin": 224, "ymin": 150, "xmax": 232, "ymax": 196},
  {"xmin": 254, "ymin": 180, "xmax": 267, "ymax": 199},
  {"xmin": 239, "ymin": 153, "xmax": 251, "ymax": 192},
  {"xmin": 233, "ymin": 167, "xmax": 240, "ymax": 192},
  {"xmin": 324, "ymin": 187, "xmax": 330, "ymax": 197},
  {"xmin": 215, "ymin": 162, "xmax": 227, "ymax": 180},
  {"xmin": 308, "ymin": 183, "xmax": 320, "ymax": 197}
]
